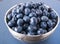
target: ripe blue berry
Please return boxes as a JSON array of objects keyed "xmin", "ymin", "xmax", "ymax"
[
  {"xmin": 40, "ymin": 22, "xmax": 47, "ymax": 28},
  {"xmin": 29, "ymin": 12, "xmax": 37, "ymax": 18},
  {"xmin": 23, "ymin": 16, "xmax": 30, "ymax": 23},
  {"xmin": 24, "ymin": 8, "xmax": 30, "ymax": 16},
  {"xmin": 27, "ymin": 31, "xmax": 37, "ymax": 35},
  {"xmin": 41, "ymin": 16, "xmax": 48, "ymax": 22},
  {"xmin": 30, "ymin": 17, "xmax": 37, "ymax": 26},
  {"xmin": 47, "ymin": 19, "xmax": 53, "ymax": 28},
  {"xmin": 27, "ymin": 25, "xmax": 37, "ymax": 32},
  {"xmin": 50, "ymin": 11, "xmax": 57, "ymax": 19},
  {"xmin": 36, "ymin": 9, "xmax": 42, "ymax": 16},
  {"xmin": 17, "ymin": 19, "xmax": 24, "ymax": 26},
  {"xmin": 14, "ymin": 26, "xmax": 23, "ymax": 33},
  {"xmin": 16, "ymin": 13, "xmax": 23, "ymax": 19},
  {"xmin": 37, "ymin": 28, "xmax": 47, "ymax": 34},
  {"xmin": 7, "ymin": 14, "xmax": 12, "ymax": 21}
]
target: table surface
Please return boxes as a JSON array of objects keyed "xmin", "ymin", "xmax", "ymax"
[{"xmin": 0, "ymin": 0, "xmax": 60, "ymax": 44}]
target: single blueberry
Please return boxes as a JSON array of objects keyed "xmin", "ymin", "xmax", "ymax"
[
  {"xmin": 41, "ymin": 16, "xmax": 48, "ymax": 22},
  {"xmin": 36, "ymin": 9, "xmax": 42, "ymax": 16},
  {"xmin": 43, "ymin": 10, "xmax": 48, "ymax": 16},
  {"xmin": 24, "ymin": 8, "xmax": 30, "ymax": 16},
  {"xmin": 27, "ymin": 25, "xmax": 37, "ymax": 32},
  {"xmin": 37, "ymin": 28, "xmax": 47, "ymax": 34},
  {"xmin": 17, "ymin": 19, "xmax": 24, "ymax": 26},
  {"xmin": 7, "ymin": 14, "xmax": 12, "ymax": 21},
  {"xmin": 14, "ymin": 26, "xmax": 23, "ymax": 33},
  {"xmin": 23, "ymin": 16, "xmax": 30, "ymax": 23},
  {"xmin": 31, "ymin": 9, "xmax": 36, "ymax": 13},
  {"xmin": 16, "ymin": 13, "xmax": 23, "ymax": 19},
  {"xmin": 40, "ymin": 22, "xmax": 47, "ymax": 28},
  {"xmin": 48, "ymin": 8, "xmax": 52, "ymax": 12},
  {"xmin": 12, "ymin": 8, "xmax": 17, "ymax": 16},
  {"xmin": 23, "ymin": 24, "xmax": 29, "ymax": 30},
  {"xmin": 8, "ymin": 20, "xmax": 15, "ymax": 27},
  {"xmin": 47, "ymin": 19, "xmax": 53, "ymax": 28},
  {"xmin": 29, "ymin": 12, "xmax": 37, "ymax": 18},
  {"xmin": 50, "ymin": 11, "xmax": 57, "ymax": 19},
  {"xmin": 30, "ymin": 17, "xmax": 37, "ymax": 26},
  {"xmin": 27, "ymin": 31, "xmax": 37, "ymax": 35}
]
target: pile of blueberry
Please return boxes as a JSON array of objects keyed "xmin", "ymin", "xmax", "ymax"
[{"xmin": 6, "ymin": 2, "xmax": 58, "ymax": 35}]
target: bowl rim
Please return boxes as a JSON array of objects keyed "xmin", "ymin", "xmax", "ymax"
[{"xmin": 4, "ymin": 3, "xmax": 60, "ymax": 37}]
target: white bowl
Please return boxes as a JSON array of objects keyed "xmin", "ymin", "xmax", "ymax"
[{"xmin": 4, "ymin": 3, "xmax": 59, "ymax": 42}]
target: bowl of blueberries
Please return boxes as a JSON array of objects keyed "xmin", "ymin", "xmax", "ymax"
[{"xmin": 4, "ymin": 2, "xmax": 59, "ymax": 42}]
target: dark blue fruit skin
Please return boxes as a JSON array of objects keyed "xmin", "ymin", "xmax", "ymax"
[
  {"xmin": 27, "ymin": 25, "xmax": 37, "ymax": 32},
  {"xmin": 14, "ymin": 26, "xmax": 23, "ymax": 33},
  {"xmin": 37, "ymin": 28, "xmax": 47, "ymax": 34},
  {"xmin": 16, "ymin": 4, "xmax": 25, "ymax": 13},
  {"xmin": 47, "ymin": 19, "xmax": 53, "ymax": 28},
  {"xmin": 30, "ymin": 17, "xmax": 37, "ymax": 26},
  {"xmin": 7, "ymin": 14, "xmax": 12, "ymax": 21},
  {"xmin": 17, "ymin": 19, "xmax": 24, "ymax": 26},
  {"xmin": 36, "ymin": 9, "xmax": 42, "ymax": 16},
  {"xmin": 50, "ymin": 11, "xmax": 57, "ymax": 19},
  {"xmin": 23, "ymin": 16, "xmax": 30, "ymax": 23},
  {"xmin": 12, "ymin": 8, "xmax": 17, "ymax": 17},
  {"xmin": 23, "ymin": 24, "xmax": 29, "ymax": 30},
  {"xmin": 8, "ymin": 20, "xmax": 15, "ymax": 27},
  {"xmin": 29, "ymin": 12, "xmax": 37, "ymax": 18},
  {"xmin": 27, "ymin": 31, "xmax": 37, "ymax": 35},
  {"xmin": 24, "ymin": 8, "xmax": 30, "ymax": 16},
  {"xmin": 43, "ymin": 10, "xmax": 48, "ymax": 16},
  {"xmin": 16, "ymin": 13, "xmax": 23, "ymax": 19},
  {"xmin": 40, "ymin": 22, "xmax": 47, "ymax": 28},
  {"xmin": 31, "ymin": 9, "xmax": 36, "ymax": 13},
  {"xmin": 41, "ymin": 16, "xmax": 48, "ymax": 22}
]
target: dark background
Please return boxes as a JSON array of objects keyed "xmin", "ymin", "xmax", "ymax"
[{"xmin": 0, "ymin": 0, "xmax": 60, "ymax": 44}]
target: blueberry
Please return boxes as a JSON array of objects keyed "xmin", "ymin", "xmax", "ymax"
[
  {"xmin": 8, "ymin": 20, "xmax": 15, "ymax": 27},
  {"xmin": 47, "ymin": 19, "xmax": 53, "ymax": 28},
  {"xmin": 31, "ymin": 9, "xmax": 36, "ymax": 13},
  {"xmin": 23, "ymin": 16, "xmax": 30, "ymax": 23},
  {"xmin": 17, "ymin": 19, "xmax": 24, "ymax": 26},
  {"xmin": 37, "ymin": 28, "xmax": 47, "ymax": 34},
  {"xmin": 23, "ymin": 24, "xmax": 29, "ymax": 30},
  {"xmin": 41, "ymin": 16, "xmax": 48, "ymax": 22},
  {"xmin": 36, "ymin": 9, "xmax": 42, "ymax": 16},
  {"xmin": 29, "ymin": 12, "xmax": 37, "ymax": 18},
  {"xmin": 14, "ymin": 26, "xmax": 23, "ymax": 33},
  {"xmin": 48, "ymin": 27, "xmax": 53, "ymax": 32},
  {"xmin": 27, "ymin": 31, "xmax": 37, "ymax": 35},
  {"xmin": 43, "ymin": 10, "xmax": 48, "ymax": 16},
  {"xmin": 48, "ymin": 8, "xmax": 52, "ymax": 12},
  {"xmin": 16, "ymin": 13, "xmax": 23, "ymax": 19},
  {"xmin": 27, "ymin": 25, "xmax": 37, "ymax": 32},
  {"xmin": 30, "ymin": 17, "xmax": 37, "ymax": 26},
  {"xmin": 39, "ymin": 5, "xmax": 45, "ymax": 11},
  {"xmin": 7, "ymin": 14, "xmax": 12, "ymax": 21},
  {"xmin": 50, "ymin": 11, "xmax": 57, "ymax": 19},
  {"xmin": 25, "ymin": 2, "xmax": 32, "ymax": 8},
  {"xmin": 12, "ymin": 16, "xmax": 17, "ymax": 21},
  {"xmin": 17, "ymin": 5, "xmax": 25, "ymax": 13},
  {"xmin": 12, "ymin": 8, "xmax": 17, "ymax": 16},
  {"xmin": 40, "ymin": 22, "xmax": 47, "ymax": 28},
  {"xmin": 24, "ymin": 8, "xmax": 30, "ymax": 16}
]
